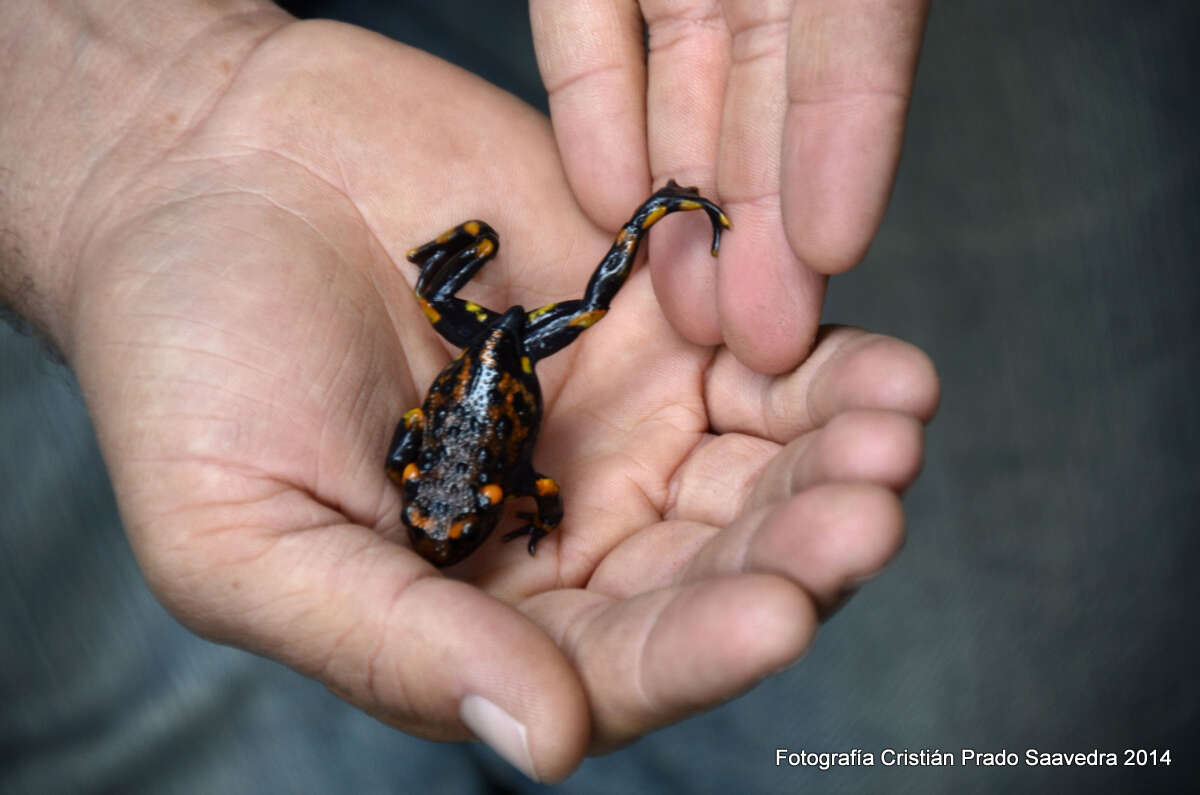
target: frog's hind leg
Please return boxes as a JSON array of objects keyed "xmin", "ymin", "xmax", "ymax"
[
  {"xmin": 406, "ymin": 220, "xmax": 502, "ymax": 346},
  {"xmin": 522, "ymin": 180, "xmax": 731, "ymax": 361},
  {"xmin": 501, "ymin": 467, "xmax": 563, "ymax": 556}
]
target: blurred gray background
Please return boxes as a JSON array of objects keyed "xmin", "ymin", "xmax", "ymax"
[{"xmin": 3, "ymin": 1, "xmax": 1196, "ymax": 792}]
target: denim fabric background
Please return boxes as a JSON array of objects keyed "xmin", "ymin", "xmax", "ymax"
[{"xmin": 3, "ymin": 1, "xmax": 1197, "ymax": 792}]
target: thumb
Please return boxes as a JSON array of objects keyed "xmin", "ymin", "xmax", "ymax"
[{"xmin": 134, "ymin": 514, "xmax": 589, "ymax": 782}]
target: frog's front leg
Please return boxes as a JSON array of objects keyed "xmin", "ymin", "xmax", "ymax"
[
  {"xmin": 501, "ymin": 466, "xmax": 563, "ymax": 556},
  {"xmin": 522, "ymin": 180, "xmax": 731, "ymax": 361},
  {"xmin": 406, "ymin": 220, "xmax": 502, "ymax": 346},
  {"xmin": 384, "ymin": 407, "xmax": 424, "ymax": 492}
]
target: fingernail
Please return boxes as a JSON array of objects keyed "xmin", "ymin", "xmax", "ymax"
[{"xmin": 459, "ymin": 694, "xmax": 538, "ymax": 782}]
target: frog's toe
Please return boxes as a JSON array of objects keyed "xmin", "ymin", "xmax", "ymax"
[
  {"xmin": 502, "ymin": 520, "xmax": 551, "ymax": 556},
  {"xmin": 661, "ymin": 178, "xmax": 701, "ymax": 197}
]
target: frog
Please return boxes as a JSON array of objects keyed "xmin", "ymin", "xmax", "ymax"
[{"xmin": 386, "ymin": 180, "xmax": 731, "ymax": 567}]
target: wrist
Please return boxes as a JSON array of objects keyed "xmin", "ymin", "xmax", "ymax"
[{"xmin": 0, "ymin": 0, "xmax": 289, "ymax": 351}]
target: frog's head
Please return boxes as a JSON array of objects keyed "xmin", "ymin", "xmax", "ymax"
[
  {"xmin": 401, "ymin": 476, "xmax": 504, "ymax": 567},
  {"xmin": 403, "ymin": 510, "xmax": 498, "ymax": 567}
]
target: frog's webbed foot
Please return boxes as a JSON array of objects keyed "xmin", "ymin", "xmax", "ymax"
[
  {"xmin": 502, "ymin": 514, "xmax": 551, "ymax": 556},
  {"xmin": 501, "ymin": 472, "xmax": 562, "ymax": 556},
  {"xmin": 648, "ymin": 179, "xmax": 732, "ymax": 256},
  {"xmin": 522, "ymin": 179, "xmax": 731, "ymax": 361},
  {"xmin": 406, "ymin": 220, "xmax": 502, "ymax": 347}
]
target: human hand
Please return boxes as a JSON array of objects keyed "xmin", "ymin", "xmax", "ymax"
[
  {"xmin": 9, "ymin": 12, "xmax": 936, "ymax": 783},
  {"xmin": 530, "ymin": 0, "xmax": 930, "ymax": 373}
]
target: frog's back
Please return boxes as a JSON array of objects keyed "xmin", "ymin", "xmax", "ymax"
[{"xmin": 411, "ymin": 308, "xmax": 542, "ymax": 531}]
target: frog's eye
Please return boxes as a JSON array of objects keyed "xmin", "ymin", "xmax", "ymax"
[
  {"xmin": 478, "ymin": 484, "xmax": 503, "ymax": 508},
  {"xmin": 448, "ymin": 519, "xmax": 476, "ymax": 540},
  {"xmin": 404, "ymin": 504, "xmax": 426, "ymax": 530}
]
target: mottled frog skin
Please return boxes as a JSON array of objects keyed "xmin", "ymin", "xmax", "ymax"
[{"xmin": 386, "ymin": 181, "xmax": 730, "ymax": 566}]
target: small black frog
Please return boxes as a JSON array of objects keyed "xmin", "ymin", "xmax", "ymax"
[{"xmin": 386, "ymin": 181, "xmax": 730, "ymax": 566}]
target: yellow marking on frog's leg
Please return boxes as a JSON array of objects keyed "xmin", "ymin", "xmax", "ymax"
[
  {"xmin": 448, "ymin": 520, "xmax": 466, "ymax": 539},
  {"xmin": 528, "ymin": 303, "xmax": 556, "ymax": 322},
  {"xmin": 567, "ymin": 309, "xmax": 607, "ymax": 328},
  {"xmin": 718, "ymin": 212, "xmax": 732, "ymax": 229},
  {"xmin": 402, "ymin": 462, "xmax": 420, "ymax": 482},
  {"xmin": 436, "ymin": 226, "xmax": 458, "ymax": 244},
  {"xmin": 406, "ymin": 247, "xmax": 420, "ymax": 261},
  {"xmin": 678, "ymin": 199, "xmax": 702, "ymax": 210},
  {"xmin": 464, "ymin": 221, "xmax": 481, "ymax": 236},
  {"xmin": 535, "ymin": 477, "xmax": 559, "ymax": 497},
  {"xmin": 474, "ymin": 238, "xmax": 495, "ymax": 258},
  {"xmin": 403, "ymin": 407, "xmax": 424, "ymax": 428},
  {"xmin": 480, "ymin": 484, "xmax": 503, "ymax": 506},
  {"xmin": 615, "ymin": 228, "xmax": 629, "ymax": 244},
  {"xmin": 406, "ymin": 504, "xmax": 432, "ymax": 530},
  {"xmin": 417, "ymin": 295, "xmax": 442, "ymax": 324},
  {"xmin": 463, "ymin": 301, "xmax": 489, "ymax": 322},
  {"xmin": 641, "ymin": 205, "xmax": 667, "ymax": 228},
  {"xmin": 520, "ymin": 356, "xmax": 533, "ymax": 374}
]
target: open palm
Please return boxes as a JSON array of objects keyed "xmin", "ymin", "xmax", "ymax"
[{"xmin": 65, "ymin": 20, "xmax": 936, "ymax": 780}]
